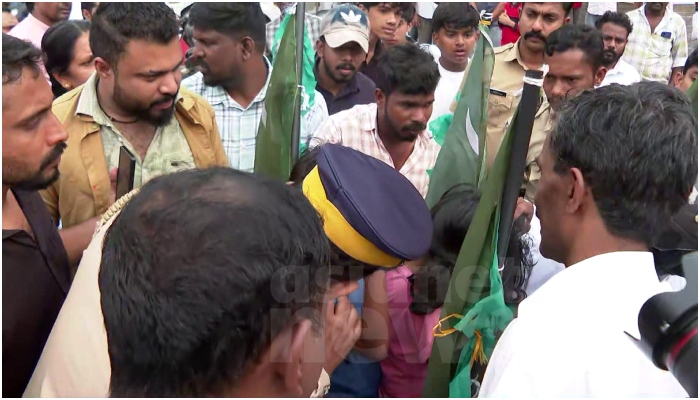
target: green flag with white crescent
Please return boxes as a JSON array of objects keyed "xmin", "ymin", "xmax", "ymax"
[
  {"xmin": 423, "ymin": 24, "xmax": 516, "ymax": 398},
  {"xmin": 425, "ymin": 23, "xmax": 494, "ymax": 209}
]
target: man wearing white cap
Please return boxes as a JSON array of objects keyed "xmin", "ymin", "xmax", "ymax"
[{"xmin": 314, "ymin": 4, "xmax": 376, "ymax": 115}]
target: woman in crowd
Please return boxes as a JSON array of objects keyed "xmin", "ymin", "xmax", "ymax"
[
  {"xmin": 379, "ymin": 183, "xmax": 534, "ymax": 397},
  {"xmin": 42, "ymin": 20, "xmax": 93, "ymax": 98}
]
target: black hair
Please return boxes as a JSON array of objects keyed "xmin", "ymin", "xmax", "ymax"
[
  {"xmin": 522, "ymin": 2, "xmax": 574, "ymax": 16},
  {"xmin": 376, "ymin": 43, "xmax": 440, "ymax": 96},
  {"xmin": 81, "ymin": 2, "xmax": 95, "ymax": 13},
  {"xmin": 432, "ymin": 2, "xmax": 479, "ymax": 34},
  {"xmin": 25, "ymin": 2, "xmax": 33, "ymax": 12},
  {"xmin": 42, "ymin": 20, "xmax": 91, "ymax": 98},
  {"xmin": 90, "ymin": 3, "xmax": 179, "ymax": 67},
  {"xmin": 289, "ymin": 146, "xmax": 322, "ymax": 186},
  {"xmin": 684, "ymin": 47, "xmax": 698, "ymax": 75},
  {"xmin": 188, "ymin": 2, "xmax": 267, "ymax": 53},
  {"xmin": 400, "ymin": 2, "xmax": 416, "ymax": 23},
  {"xmin": 550, "ymin": 82, "xmax": 698, "ymax": 247},
  {"xmin": 409, "ymin": 184, "xmax": 534, "ymax": 315},
  {"xmin": 359, "ymin": 2, "xmax": 415, "ymax": 15},
  {"xmin": 594, "ymin": 11, "xmax": 634, "ymax": 36},
  {"xmin": 2, "ymin": 33, "xmax": 42, "ymax": 84},
  {"xmin": 100, "ymin": 167, "xmax": 331, "ymax": 397},
  {"xmin": 545, "ymin": 24, "xmax": 604, "ymax": 70}
]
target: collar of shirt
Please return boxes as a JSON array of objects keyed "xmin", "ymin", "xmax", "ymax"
[
  {"xmin": 518, "ymin": 251, "xmax": 671, "ymax": 336},
  {"xmin": 502, "ymin": 39, "xmax": 528, "ymax": 70},
  {"xmin": 632, "ymin": 6, "xmax": 677, "ymax": 34},
  {"xmin": 194, "ymin": 56, "xmax": 272, "ymax": 109},
  {"xmin": 313, "ymin": 58, "xmax": 360, "ymax": 99},
  {"xmin": 76, "ymin": 72, "xmax": 185, "ymax": 124}
]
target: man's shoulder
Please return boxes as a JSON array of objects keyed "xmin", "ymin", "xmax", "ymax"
[
  {"xmin": 329, "ymin": 103, "xmax": 375, "ymax": 121},
  {"xmin": 494, "ymin": 42, "xmax": 516, "ymax": 57},
  {"xmin": 181, "ymin": 72, "xmax": 205, "ymax": 93},
  {"xmin": 355, "ymin": 72, "xmax": 377, "ymax": 90},
  {"xmin": 52, "ymin": 87, "xmax": 85, "ymax": 123}
]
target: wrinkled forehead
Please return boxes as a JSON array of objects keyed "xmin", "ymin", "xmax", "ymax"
[{"xmin": 522, "ymin": 2, "xmax": 567, "ymax": 19}]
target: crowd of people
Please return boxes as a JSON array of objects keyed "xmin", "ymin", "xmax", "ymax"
[{"xmin": 2, "ymin": 1, "xmax": 698, "ymax": 398}]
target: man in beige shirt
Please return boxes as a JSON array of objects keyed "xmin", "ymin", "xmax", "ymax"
[{"xmin": 451, "ymin": 3, "xmax": 571, "ymax": 185}]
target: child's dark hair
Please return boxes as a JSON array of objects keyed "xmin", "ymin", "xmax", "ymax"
[
  {"xmin": 432, "ymin": 2, "xmax": 480, "ymax": 35},
  {"xmin": 409, "ymin": 184, "xmax": 534, "ymax": 314},
  {"xmin": 289, "ymin": 145, "xmax": 322, "ymax": 186}
]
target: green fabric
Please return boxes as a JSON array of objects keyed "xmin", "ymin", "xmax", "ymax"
[
  {"xmin": 686, "ymin": 80, "xmax": 698, "ymax": 124},
  {"xmin": 424, "ymin": 24, "xmax": 494, "ymax": 209},
  {"xmin": 422, "ymin": 24, "xmax": 497, "ymax": 398},
  {"xmin": 272, "ymin": 11, "xmax": 316, "ymax": 118},
  {"xmin": 254, "ymin": 13, "xmax": 300, "ymax": 180},
  {"xmin": 428, "ymin": 113, "xmax": 453, "ymax": 148}
]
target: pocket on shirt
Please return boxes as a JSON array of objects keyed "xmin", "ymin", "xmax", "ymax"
[
  {"xmin": 649, "ymin": 35, "xmax": 673, "ymax": 58},
  {"xmin": 162, "ymin": 157, "xmax": 195, "ymax": 174},
  {"xmin": 488, "ymin": 92, "xmax": 516, "ymax": 130}
]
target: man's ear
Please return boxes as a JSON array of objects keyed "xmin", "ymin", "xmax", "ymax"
[
  {"xmin": 594, "ymin": 66, "xmax": 607, "ymax": 86},
  {"xmin": 566, "ymin": 167, "xmax": 587, "ymax": 214},
  {"xmin": 432, "ymin": 31, "xmax": 438, "ymax": 44},
  {"xmin": 375, "ymin": 88, "xmax": 386, "ymax": 108},
  {"xmin": 564, "ymin": 16, "xmax": 571, "ymax": 24},
  {"xmin": 264, "ymin": 320, "xmax": 314, "ymax": 397},
  {"xmin": 94, "ymin": 57, "xmax": 113, "ymax": 80},
  {"xmin": 241, "ymin": 36, "xmax": 256, "ymax": 60},
  {"xmin": 358, "ymin": 4, "xmax": 368, "ymax": 13},
  {"xmin": 672, "ymin": 70, "xmax": 684, "ymax": 88}
]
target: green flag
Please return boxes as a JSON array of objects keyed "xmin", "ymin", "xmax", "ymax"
[
  {"xmin": 254, "ymin": 13, "xmax": 301, "ymax": 180},
  {"xmin": 424, "ymin": 24, "xmax": 494, "ymax": 209}
]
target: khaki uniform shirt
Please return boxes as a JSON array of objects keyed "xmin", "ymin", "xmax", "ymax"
[{"xmin": 451, "ymin": 39, "xmax": 550, "ymax": 201}]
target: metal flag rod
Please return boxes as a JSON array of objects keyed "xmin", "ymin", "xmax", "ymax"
[
  {"xmin": 290, "ymin": 2, "xmax": 305, "ymax": 165},
  {"xmin": 496, "ymin": 69, "xmax": 543, "ymax": 265}
]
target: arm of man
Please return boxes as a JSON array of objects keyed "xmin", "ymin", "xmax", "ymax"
[
  {"xmin": 59, "ymin": 217, "xmax": 100, "ymax": 268},
  {"xmin": 307, "ymin": 114, "xmax": 343, "ymax": 148},
  {"xmin": 670, "ymin": 19, "xmax": 689, "ymax": 84},
  {"xmin": 492, "ymin": 2, "xmax": 506, "ymax": 19}
]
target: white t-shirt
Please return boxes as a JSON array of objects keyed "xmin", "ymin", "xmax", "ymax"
[
  {"xmin": 416, "ymin": 2, "xmax": 438, "ymax": 19},
  {"xmin": 587, "ymin": 1, "xmax": 617, "ymax": 16},
  {"xmin": 425, "ymin": 45, "xmax": 467, "ymax": 123}
]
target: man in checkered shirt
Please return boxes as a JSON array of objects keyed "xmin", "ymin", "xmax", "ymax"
[
  {"xmin": 622, "ymin": 2, "xmax": 688, "ymax": 83},
  {"xmin": 182, "ymin": 2, "xmax": 328, "ymax": 172},
  {"xmin": 309, "ymin": 43, "xmax": 442, "ymax": 198},
  {"xmin": 266, "ymin": 2, "xmax": 323, "ymax": 60}
]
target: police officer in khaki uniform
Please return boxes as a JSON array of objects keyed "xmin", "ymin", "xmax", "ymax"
[{"xmin": 451, "ymin": 3, "xmax": 571, "ymax": 197}]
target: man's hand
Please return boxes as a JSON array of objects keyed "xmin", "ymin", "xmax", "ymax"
[
  {"xmin": 324, "ymin": 290, "xmax": 361, "ymax": 374},
  {"xmin": 514, "ymin": 197, "xmax": 534, "ymax": 232},
  {"xmin": 108, "ymin": 167, "xmax": 118, "ymax": 205}
]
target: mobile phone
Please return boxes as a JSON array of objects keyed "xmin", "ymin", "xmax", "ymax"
[{"xmin": 115, "ymin": 146, "xmax": 136, "ymax": 201}]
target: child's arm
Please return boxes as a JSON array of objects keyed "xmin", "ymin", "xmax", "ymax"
[{"xmin": 353, "ymin": 270, "xmax": 389, "ymax": 361}]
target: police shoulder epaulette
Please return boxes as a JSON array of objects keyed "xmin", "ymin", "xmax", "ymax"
[{"xmin": 494, "ymin": 42, "xmax": 515, "ymax": 55}]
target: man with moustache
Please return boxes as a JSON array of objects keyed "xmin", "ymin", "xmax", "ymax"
[
  {"xmin": 2, "ymin": 34, "xmax": 71, "ymax": 398},
  {"xmin": 41, "ymin": 3, "xmax": 228, "ymax": 267},
  {"xmin": 595, "ymin": 11, "xmax": 642, "ymax": 87},
  {"xmin": 309, "ymin": 43, "xmax": 441, "ymax": 198},
  {"xmin": 451, "ymin": 2, "xmax": 572, "ymax": 172},
  {"xmin": 480, "ymin": 82, "xmax": 695, "ymax": 398},
  {"xmin": 623, "ymin": 2, "xmax": 688, "ymax": 83},
  {"xmin": 314, "ymin": 4, "xmax": 376, "ymax": 115}
]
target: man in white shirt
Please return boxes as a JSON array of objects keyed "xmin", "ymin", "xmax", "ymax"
[
  {"xmin": 479, "ymin": 82, "xmax": 697, "ymax": 397},
  {"xmin": 595, "ymin": 11, "xmax": 642, "ymax": 87},
  {"xmin": 426, "ymin": 2, "xmax": 479, "ymax": 123}
]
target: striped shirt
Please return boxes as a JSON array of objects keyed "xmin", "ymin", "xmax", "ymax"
[
  {"xmin": 309, "ymin": 103, "xmax": 441, "ymax": 198},
  {"xmin": 182, "ymin": 57, "xmax": 328, "ymax": 172}
]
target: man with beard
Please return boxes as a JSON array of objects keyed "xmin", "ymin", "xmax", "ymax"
[
  {"xmin": 2, "ymin": 33, "xmax": 71, "ymax": 398},
  {"xmin": 595, "ymin": 11, "xmax": 641, "ymax": 87},
  {"xmin": 309, "ymin": 43, "xmax": 441, "ymax": 198},
  {"xmin": 182, "ymin": 2, "xmax": 328, "ymax": 172},
  {"xmin": 451, "ymin": 2, "xmax": 572, "ymax": 172},
  {"xmin": 479, "ymin": 82, "xmax": 695, "ymax": 398},
  {"xmin": 314, "ymin": 4, "xmax": 376, "ymax": 115},
  {"xmin": 623, "ymin": 2, "xmax": 688, "ymax": 83},
  {"xmin": 40, "ymin": 3, "xmax": 228, "ymax": 265}
]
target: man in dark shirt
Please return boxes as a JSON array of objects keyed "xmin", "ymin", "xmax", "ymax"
[
  {"xmin": 315, "ymin": 4, "xmax": 376, "ymax": 115},
  {"xmin": 1, "ymin": 33, "xmax": 71, "ymax": 397}
]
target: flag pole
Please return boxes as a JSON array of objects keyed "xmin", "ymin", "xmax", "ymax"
[
  {"xmin": 496, "ymin": 70, "xmax": 543, "ymax": 265},
  {"xmin": 290, "ymin": 2, "xmax": 305, "ymax": 165}
]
